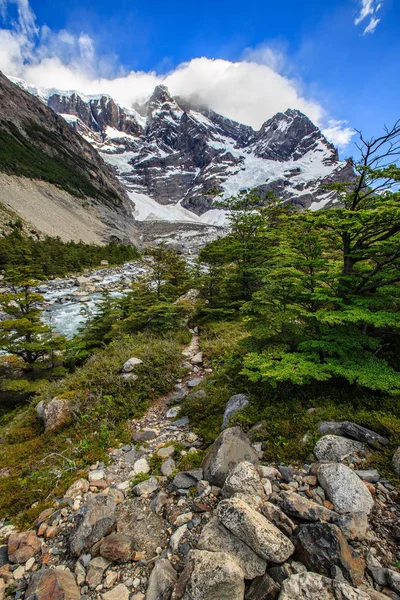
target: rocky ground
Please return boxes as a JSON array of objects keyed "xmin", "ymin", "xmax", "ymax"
[{"xmin": 0, "ymin": 333, "xmax": 399, "ymax": 600}]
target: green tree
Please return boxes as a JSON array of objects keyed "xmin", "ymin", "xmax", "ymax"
[{"xmin": 242, "ymin": 123, "xmax": 400, "ymax": 394}]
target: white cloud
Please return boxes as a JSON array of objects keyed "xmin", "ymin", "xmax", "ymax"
[
  {"xmin": 354, "ymin": 0, "xmax": 383, "ymax": 35},
  {"xmin": 322, "ymin": 120, "xmax": 355, "ymax": 150},
  {"xmin": 0, "ymin": 0, "xmax": 354, "ymax": 149}
]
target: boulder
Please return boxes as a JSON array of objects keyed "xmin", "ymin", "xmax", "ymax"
[
  {"xmin": 64, "ymin": 478, "xmax": 90, "ymax": 499},
  {"xmin": 279, "ymin": 572, "xmax": 371, "ymax": 600},
  {"xmin": 25, "ymin": 567, "xmax": 80, "ymax": 600},
  {"xmin": 245, "ymin": 572, "xmax": 281, "ymax": 600},
  {"xmin": 260, "ymin": 503, "xmax": 296, "ymax": 538},
  {"xmin": 131, "ymin": 458, "xmax": 150, "ymax": 476},
  {"xmin": 202, "ymin": 427, "xmax": 259, "ymax": 487},
  {"xmin": 222, "ymin": 394, "xmax": 250, "ymax": 428},
  {"xmin": 317, "ymin": 421, "xmax": 388, "ymax": 448},
  {"xmin": 133, "ymin": 430, "xmax": 157, "ymax": 442},
  {"xmin": 157, "ymin": 446, "xmax": 175, "ymax": 459},
  {"xmin": 161, "ymin": 458, "xmax": 176, "ymax": 477},
  {"xmin": 8, "ymin": 531, "xmax": 41, "ymax": 564},
  {"xmin": 222, "ymin": 459, "xmax": 264, "ymax": 497},
  {"xmin": 99, "ymin": 532, "xmax": 136, "ymax": 563},
  {"xmin": 198, "ymin": 517, "xmax": 267, "ymax": 580},
  {"xmin": 354, "ymin": 470, "xmax": 380, "ymax": 483},
  {"xmin": 172, "ymin": 549, "xmax": 245, "ymax": 600},
  {"xmin": 217, "ymin": 497, "xmax": 294, "ymax": 563},
  {"xmin": 69, "ymin": 495, "xmax": 117, "ymax": 556},
  {"xmin": 190, "ymin": 352, "xmax": 203, "ymax": 365},
  {"xmin": 122, "ymin": 357, "xmax": 143, "ymax": 373},
  {"xmin": 86, "ymin": 557, "xmax": 111, "ymax": 588},
  {"xmin": 295, "ymin": 523, "xmax": 365, "ymax": 586},
  {"xmin": 277, "ymin": 491, "xmax": 337, "ymax": 523},
  {"xmin": 313, "ymin": 435, "xmax": 366, "ymax": 462},
  {"xmin": 146, "ymin": 559, "xmax": 177, "ymax": 600},
  {"xmin": 318, "ymin": 463, "xmax": 374, "ymax": 515},
  {"xmin": 173, "ymin": 472, "xmax": 198, "ymax": 489},
  {"xmin": 392, "ymin": 447, "xmax": 400, "ymax": 476},
  {"xmin": 43, "ymin": 397, "xmax": 70, "ymax": 431},
  {"xmin": 187, "ymin": 378, "xmax": 202, "ymax": 388}
]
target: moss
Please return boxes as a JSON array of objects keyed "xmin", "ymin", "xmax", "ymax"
[
  {"xmin": 129, "ymin": 472, "xmax": 150, "ymax": 488},
  {"xmin": 177, "ymin": 450, "xmax": 206, "ymax": 472},
  {"xmin": 149, "ymin": 455, "xmax": 163, "ymax": 475}
]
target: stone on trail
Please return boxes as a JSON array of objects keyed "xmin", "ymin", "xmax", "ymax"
[
  {"xmin": 69, "ymin": 495, "xmax": 117, "ymax": 556},
  {"xmin": 217, "ymin": 497, "xmax": 294, "ymax": 563},
  {"xmin": 146, "ymin": 558, "xmax": 177, "ymax": 600},
  {"xmin": 277, "ymin": 490, "xmax": 337, "ymax": 523},
  {"xmin": 99, "ymin": 532, "xmax": 136, "ymax": 563},
  {"xmin": 132, "ymin": 477, "xmax": 159, "ymax": 496},
  {"xmin": 157, "ymin": 445, "xmax": 175, "ymax": 459},
  {"xmin": 392, "ymin": 447, "xmax": 400, "ymax": 475},
  {"xmin": 187, "ymin": 378, "xmax": 202, "ymax": 388},
  {"xmin": 190, "ymin": 352, "xmax": 203, "ymax": 365},
  {"xmin": 131, "ymin": 457, "xmax": 150, "ymax": 476},
  {"xmin": 133, "ymin": 429, "xmax": 157, "ymax": 442},
  {"xmin": 318, "ymin": 463, "xmax": 374, "ymax": 515},
  {"xmin": 317, "ymin": 421, "xmax": 388, "ymax": 448},
  {"xmin": 122, "ymin": 357, "xmax": 143, "ymax": 373},
  {"xmin": 25, "ymin": 567, "xmax": 80, "ymax": 600},
  {"xmin": 279, "ymin": 572, "xmax": 371, "ymax": 600},
  {"xmin": 354, "ymin": 469, "xmax": 381, "ymax": 483},
  {"xmin": 8, "ymin": 531, "xmax": 41, "ymax": 564},
  {"xmin": 171, "ymin": 417, "xmax": 190, "ymax": 427},
  {"xmin": 173, "ymin": 472, "xmax": 198, "ymax": 489},
  {"xmin": 295, "ymin": 522, "xmax": 365, "ymax": 586},
  {"xmin": 202, "ymin": 427, "xmax": 259, "ymax": 487},
  {"xmin": 222, "ymin": 460, "xmax": 265, "ymax": 503},
  {"xmin": 171, "ymin": 549, "xmax": 245, "ymax": 600},
  {"xmin": 313, "ymin": 435, "xmax": 366, "ymax": 462},
  {"xmin": 102, "ymin": 583, "xmax": 131, "ymax": 600},
  {"xmin": 166, "ymin": 407, "xmax": 180, "ymax": 419},
  {"xmin": 161, "ymin": 458, "xmax": 176, "ymax": 477},
  {"xmin": 222, "ymin": 394, "xmax": 250, "ymax": 428},
  {"xmin": 198, "ymin": 517, "xmax": 267, "ymax": 580}
]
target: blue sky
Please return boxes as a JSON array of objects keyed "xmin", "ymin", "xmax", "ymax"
[{"xmin": 0, "ymin": 0, "xmax": 399, "ymax": 155}]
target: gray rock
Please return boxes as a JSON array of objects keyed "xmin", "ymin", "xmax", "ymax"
[
  {"xmin": 122, "ymin": 357, "xmax": 143, "ymax": 373},
  {"xmin": 133, "ymin": 429, "xmax": 157, "ymax": 442},
  {"xmin": 317, "ymin": 421, "xmax": 388, "ymax": 448},
  {"xmin": 318, "ymin": 463, "xmax": 374, "ymax": 515},
  {"xmin": 35, "ymin": 400, "xmax": 45, "ymax": 422},
  {"xmin": 222, "ymin": 460, "xmax": 265, "ymax": 502},
  {"xmin": 202, "ymin": 427, "xmax": 259, "ymax": 487},
  {"xmin": 64, "ymin": 478, "xmax": 90, "ymax": 499},
  {"xmin": 333, "ymin": 512, "xmax": 368, "ymax": 541},
  {"xmin": 260, "ymin": 503, "xmax": 296, "ymax": 538},
  {"xmin": 187, "ymin": 378, "xmax": 202, "ymax": 388},
  {"xmin": 86, "ymin": 556, "xmax": 111, "ymax": 588},
  {"xmin": 133, "ymin": 477, "xmax": 159, "ymax": 496},
  {"xmin": 171, "ymin": 417, "xmax": 189, "ymax": 427},
  {"xmin": 245, "ymin": 572, "xmax": 280, "ymax": 600},
  {"xmin": 354, "ymin": 469, "xmax": 380, "ymax": 483},
  {"xmin": 198, "ymin": 517, "xmax": 267, "ymax": 580},
  {"xmin": 295, "ymin": 523, "xmax": 365, "ymax": 586},
  {"xmin": 123, "ymin": 448, "xmax": 141, "ymax": 464},
  {"xmin": 171, "ymin": 549, "xmax": 245, "ymax": 600},
  {"xmin": 217, "ymin": 497, "xmax": 294, "ymax": 563},
  {"xmin": 314, "ymin": 435, "xmax": 366, "ymax": 462},
  {"xmin": 146, "ymin": 558, "xmax": 177, "ymax": 600},
  {"xmin": 222, "ymin": 394, "xmax": 250, "ymax": 428},
  {"xmin": 157, "ymin": 446, "xmax": 176, "ymax": 459},
  {"xmin": 43, "ymin": 397, "xmax": 70, "ymax": 431},
  {"xmin": 69, "ymin": 496, "xmax": 117, "ymax": 556},
  {"xmin": 161, "ymin": 458, "xmax": 176, "ymax": 477},
  {"xmin": 279, "ymin": 572, "xmax": 371, "ymax": 600},
  {"xmin": 277, "ymin": 490, "xmax": 337, "ymax": 523},
  {"xmin": 166, "ymin": 407, "xmax": 180, "ymax": 419},
  {"xmin": 392, "ymin": 447, "xmax": 400, "ymax": 475},
  {"xmin": 173, "ymin": 473, "xmax": 197, "ymax": 489}
]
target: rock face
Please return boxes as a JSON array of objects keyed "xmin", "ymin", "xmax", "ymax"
[
  {"xmin": 197, "ymin": 517, "xmax": 267, "ymax": 579},
  {"xmin": 318, "ymin": 463, "xmax": 374, "ymax": 515},
  {"xmin": 69, "ymin": 496, "xmax": 117, "ymax": 556},
  {"xmin": 146, "ymin": 559, "xmax": 177, "ymax": 600},
  {"xmin": 202, "ymin": 427, "xmax": 259, "ymax": 487},
  {"xmin": 222, "ymin": 394, "xmax": 250, "ymax": 428},
  {"xmin": 317, "ymin": 422, "xmax": 389, "ymax": 448},
  {"xmin": 172, "ymin": 549, "xmax": 245, "ymax": 600},
  {"xmin": 277, "ymin": 491, "xmax": 337, "ymax": 523},
  {"xmin": 17, "ymin": 77, "xmax": 354, "ymax": 219},
  {"xmin": 43, "ymin": 397, "xmax": 71, "ymax": 431},
  {"xmin": 25, "ymin": 568, "xmax": 80, "ymax": 600},
  {"xmin": 313, "ymin": 435, "xmax": 366, "ymax": 462},
  {"xmin": 217, "ymin": 497, "xmax": 295, "ymax": 563},
  {"xmin": 279, "ymin": 572, "xmax": 370, "ymax": 600},
  {"xmin": 295, "ymin": 523, "xmax": 365, "ymax": 585}
]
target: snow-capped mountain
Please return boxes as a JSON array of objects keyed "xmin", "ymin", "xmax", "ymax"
[{"xmin": 10, "ymin": 77, "xmax": 354, "ymax": 226}]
